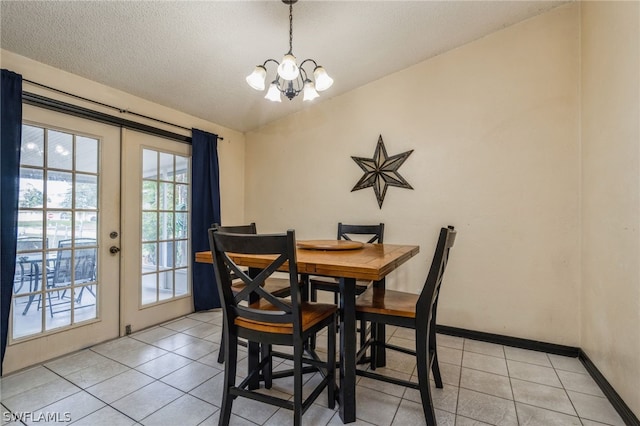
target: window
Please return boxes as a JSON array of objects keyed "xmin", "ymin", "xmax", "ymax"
[
  {"xmin": 140, "ymin": 149, "xmax": 190, "ymax": 305},
  {"xmin": 13, "ymin": 124, "xmax": 99, "ymax": 339}
]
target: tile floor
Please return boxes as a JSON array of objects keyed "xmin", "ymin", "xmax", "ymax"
[{"xmin": 0, "ymin": 309, "xmax": 627, "ymax": 426}]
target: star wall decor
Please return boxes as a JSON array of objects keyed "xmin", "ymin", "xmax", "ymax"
[{"xmin": 351, "ymin": 135, "xmax": 413, "ymax": 209}]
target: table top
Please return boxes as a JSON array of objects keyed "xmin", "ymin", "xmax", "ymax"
[
  {"xmin": 196, "ymin": 243, "xmax": 420, "ymax": 282},
  {"xmin": 296, "ymin": 240, "xmax": 364, "ymax": 251}
]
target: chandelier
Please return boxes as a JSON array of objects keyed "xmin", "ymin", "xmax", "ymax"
[{"xmin": 245, "ymin": 0, "xmax": 334, "ymax": 102}]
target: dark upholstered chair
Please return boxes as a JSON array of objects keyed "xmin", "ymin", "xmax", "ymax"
[
  {"xmin": 209, "ymin": 228, "xmax": 337, "ymax": 426},
  {"xmin": 211, "ymin": 223, "xmax": 293, "ymax": 363},
  {"xmin": 355, "ymin": 226, "xmax": 456, "ymax": 425}
]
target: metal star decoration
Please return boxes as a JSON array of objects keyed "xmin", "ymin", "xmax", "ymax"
[{"xmin": 351, "ymin": 135, "xmax": 413, "ymax": 208}]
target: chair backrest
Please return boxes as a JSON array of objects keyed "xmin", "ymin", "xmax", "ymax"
[
  {"xmin": 211, "ymin": 223, "xmax": 258, "ymax": 280},
  {"xmin": 417, "ymin": 226, "xmax": 456, "ymax": 331},
  {"xmin": 16, "ymin": 236, "xmax": 46, "ymax": 252},
  {"xmin": 52, "ymin": 238, "xmax": 97, "ymax": 285},
  {"xmin": 208, "ymin": 229, "xmax": 303, "ymax": 333},
  {"xmin": 337, "ymin": 223, "xmax": 384, "ymax": 244},
  {"xmin": 212, "ymin": 222, "xmax": 257, "ymax": 235}
]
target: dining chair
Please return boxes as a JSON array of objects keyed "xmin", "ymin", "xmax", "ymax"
[
  {"xmin": 209, "ymin": 228, "xmax": 337, "ymax": 426},
  {"xmin": 309, "ymin": 222, "xmax": 385, "ymax": 305},
  {"xmin": 14, "ymin": 236, "xmax": 47, "ymax": 294},
  {"xmin": 211, "ymin": 223, "xmax": 295, "ymax": 363},
  {"xmin": 44, "ymin": 238, "xmax": 97, "ymax": 317},
  {"xmin": 16, "ymin": 236, "xmax": 46, "ymax": 252},
  {"xmin": 308, "ymin": 223, "xmax": 384, "ymax": 349},
  {"xmin": 354, "ymin": 225, "xmax": 456, "ymax": 425}
]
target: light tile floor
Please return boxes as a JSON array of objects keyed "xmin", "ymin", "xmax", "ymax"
[{"xmin": 0, "ymin": 309, "xmax": 627, "ymax": 425}]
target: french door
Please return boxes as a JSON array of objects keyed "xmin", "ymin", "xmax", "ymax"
[
  {"xmin": 120, "ymin": 129, "xmax": 193, "ymax": 334},
  {"xmin": 4, "ymin": 105, "xmax": 121, "ymax": 373}
]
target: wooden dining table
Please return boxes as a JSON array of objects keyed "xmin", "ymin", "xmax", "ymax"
[{"xmin": 196, "ymin": 241, "xmax": 420, "ymax": 423}]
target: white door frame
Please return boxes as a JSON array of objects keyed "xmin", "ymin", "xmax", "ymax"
[
  {"xmin": 120, "ymin": 129, "xmax": 193, "ymax": 335},
  {"xmin": 4, "ymin": 105, "xmax": 121, "ymax": 374}
]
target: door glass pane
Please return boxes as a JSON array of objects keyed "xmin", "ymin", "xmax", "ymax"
[
  {"xmin": 159, "ymin": 182, "xmax": 173, "ymax": 210},
  {"xmin": 12, "ymin": 124, "xmax": 101, "ymax": 341},
  {"xmin": 142, "ymin": 181, "xmax": 157, "ymax": 210},
  {"xmin": 21, "ymin": 126, "xmax": 44, "ymax": 167},
  {"xmin": 175, "ymin": 156, "xmax": 188, "ymax": 183},
  {"xmin": 47, "ymin": 130, "xmax": 73, "ymax": 170},
  {"xmin": 142, "ymin": 150, "xmax": 157, "ymax": 179},
  {"xmin": 76, "ymin": 136, "xmax": 98, "ymax": 173},
  {"xmin": 175, "ymin": 269, "xmax": 188, "ymax": 296},
  {"xmin": 47, "ymin": 171, "xmax": 72, "ymax": 209},
  {"xmin": 159, "ymin": 212, "xmax": 174, "ymax": 240},
  {"xmin": 19, "ymin": 168, "xmax": 44, "ymax": 209},
  {"xmin": 140, "ymin": 148, "xmax": 190, "ymax": 306},
  {"xmin": 158, "ymin": 271, "xmax": 173, "ymax": 301}
]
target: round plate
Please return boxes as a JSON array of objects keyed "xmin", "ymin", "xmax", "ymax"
[{"xmin": 296, "ymin": 240, "xmax": 364, "ymax": 251}]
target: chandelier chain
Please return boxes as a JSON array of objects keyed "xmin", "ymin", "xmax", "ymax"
[{"xmin": 288, "ymin": 3, "xmax": 293, "ymax": 54}]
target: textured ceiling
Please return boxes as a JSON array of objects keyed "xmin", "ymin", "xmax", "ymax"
[{"xmin": 1, "ymin": 0, "xmax": 568, "ymax": 133}]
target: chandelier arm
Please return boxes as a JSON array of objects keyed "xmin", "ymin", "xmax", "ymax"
[
  {"xmin": 299, "ymin": 59, "xmax": 318, "ymax": 70},
  {"xmin": 299, "ymin": 67, "xmax": 309, "ymax": 81},
  {"xmin": 262, "ymin": 58, "xmax": 280, "ymax": 68}
]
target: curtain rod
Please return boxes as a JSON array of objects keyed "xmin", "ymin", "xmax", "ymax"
[
  {"xmin": 23, "ymin": 79, "xmax": 223, "ymax": 140},
  {"xmin": 23, "ymin": 92, "xmax": 193, "ymax": 144}
]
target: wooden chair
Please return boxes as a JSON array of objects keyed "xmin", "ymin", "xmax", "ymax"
[
  {"xmin": 209, "ymin": 228, "xmax": 337, "ymax": 426},
  {"xmin": 212, "ymin": 223, "xmax": 292, "ymax": 296},
  {"xmin": 355, "ymin": 226, "xmax": 456, "ymax": 425},
  {"xmin": 211, "ymin": 223, "xmax": 294, "ymax": 363},
  {"xmin": 309, "ymin": 223, "xmax": 384, "ymax": 303},
  {"xmin": 308, "ymin": 223, "xmax": 384, "ymax": 347}
]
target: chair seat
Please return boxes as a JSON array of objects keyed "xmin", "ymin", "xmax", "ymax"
[
  {"xmin": 237, "ymin": 300, "xmax": 338, "ymax": 334},
  {"xmin": 231, "ymin": 277, "xmax": 292, "ymax": 297},
  {"xmin": 355, "ymin": 287, "xmax": 418, "ymax": 319}
]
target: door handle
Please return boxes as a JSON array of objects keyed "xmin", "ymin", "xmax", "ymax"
[{"xmin": 109, "ymin": 246, "xmax": 121, "ymax": 254}]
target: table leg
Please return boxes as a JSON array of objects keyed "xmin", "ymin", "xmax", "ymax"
[
  {"xmin": 21, "ymin": 262, "xmax": 41, "ymax": 316},
  {"xmin": 339, "ymin": 277, "xmax": 356, "ymax": 423},
  {"xmin": 373, "ymin": 278, "xmax": 386, "ymax": 368}
]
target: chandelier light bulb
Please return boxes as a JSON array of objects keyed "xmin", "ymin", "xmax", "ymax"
[
  {"xmin": 302, "ymin": 80, "xmax": 319, "ymax": 101},
  {"xmin": 265, "ymin": 82, "xmax": 282, "ymax": 102},
  {"xmin": 246, "ymin": 65, "xmax": 267, "ymax": 91},
  {"xmin": 277, "ymin": 54, "xmax": 299, "ymax": 80},
  {"xmin": 313, "ymin": 66, "xmax": 334, "ymax": 91}
]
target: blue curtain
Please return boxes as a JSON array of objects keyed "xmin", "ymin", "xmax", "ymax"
[
  {"xmin": 191, "ymin": 129, "xmax": 221, "ymax": 311},
  {"xmin": 1, "ymin": 69, "xmax": 22, "ymax": 374}
]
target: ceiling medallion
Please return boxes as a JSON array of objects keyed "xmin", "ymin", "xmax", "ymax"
[{"xmin": 351, "ymin": 135, "xmax": 414, "ymax": 209}]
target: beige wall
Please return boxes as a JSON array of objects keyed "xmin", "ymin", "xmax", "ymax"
[
  {"xmin": 0, "ymin": 50, "xmax": 247, "ymax": 225},
  {"xmin": 580, "ymin": 1, "xmax": 640, "ymax": 417},
  {"xmin": 3, "ymin": 0, "xmax": 638, "ymax": 417},
  {"xmin": 245, "ymin": 4, "xmax": 582, "ymax": 346}
]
